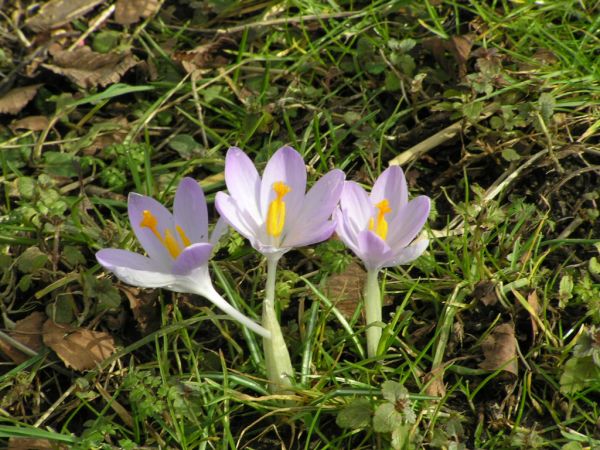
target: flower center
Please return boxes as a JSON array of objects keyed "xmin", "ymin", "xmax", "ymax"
[
  {"xmin": 140, "ymin": 210, "xmax": 191, "ymax": 258},
  {"xmin": 368, "ymin": 199, "xmax": 391, "ymax": 240},
  {"xmin": 266, "ymin": 181, "xmax": 291, "ymax": 237}
]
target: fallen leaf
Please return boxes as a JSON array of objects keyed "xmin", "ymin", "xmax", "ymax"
[
  {"xmin": 43, "ymin": 47, "xmax": 137, "ymax": 89},
  {"xmin": 172, "ymin": 37, "xmax": 234, "ymax": 73},
  {"xmin": 324, "ymin": 262, "xmax": 366, "ymax": 319},
  {"xmin": 473, "ymin": 280, "xmax": 498, "ymax": 306},
  {"xmin": 42, "ymin": 319, "xmax": 116, "ymax": 371},
  {"xmin": 0, "ymin": 85, "xmax": 42, "ymax": 115},
  {"xmin": 25, "ymin": 0, "xmax": 104, "ymax": 32},
  {"xmin": 121, "ymin": 285, "xmax": 160, "ymax": 335},
  {"xmin": 8, "ymin": 437, "xmax": 67, "ymax": 450},
  {"xmin": 423, "ymin": 370, "xmax": 446, "ymax": 398},
  {"xmin": 114, "ymin": 0, "xmax": 160, "ymax": 25},
  {"xmin": 0, "ymin": 312, "xmax": 46, "ymax": 364},
  {"xmin": 11, "ymin": 115, "xmax": 50, "ymax": 132},
  {"xmin": 479, "ymin": 323, "xmax": 518, "ymax": 376},
  {"xmin": 527, "ymin": 290, "xmax": 541, "ymax": 338}
]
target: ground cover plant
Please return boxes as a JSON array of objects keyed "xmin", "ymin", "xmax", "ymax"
[{"xmin": 0, "ymin": 0, "xmax": 599, "ymax": 448}]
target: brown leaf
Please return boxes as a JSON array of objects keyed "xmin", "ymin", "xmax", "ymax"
[
  {"xmin": 43, "ymin": 47, "xmax": 137, "ymax": 89},
  {"xmin": 0, "ymin": 312, "xmax": 46, "ymax": 364},
  {"xmin": 8, "ymin": 437, "xmax": 67, "ymax": 450},
  {"xmin": 115, "ymin": 0, "xmax": 160, "ymax": 25},
  {"xmin": 324, "ymin": 262, "xmax": 366, "ymax": 319},
  {"xmin": 121, "ymin": 286, "xmax": 160, "ymax": 335},
  {"xmin": 527, "ymin": 290, "xmax": 541, "ymax": 338},
  {"xmin": 479, "ymin": 323, "xmax": 518, "ymax": 376},
  {"xmin": 172, "ymin": 37, "xmax": 233, "ymax": 73},
  {"xmin": 11, "ymin": 115, "xmax": 50, "ymax": 132},
  {"xmin": 25, "ymin": 0, "xmax": 104, "ymax": 32},
  {"xmin": 474, "ymin": 280, "xmax": 498, "ymax": 306},
  {"xmin": 42, "ymin": 319, "xmax": 116, "ymax": 371},
  {"xmin": 450, "ymin": 34, "xmax": 474, "ymax": 79},
  {"xmin": 0, "ymin": 85, "xmax": 42, "ymax": 115},
  {"xmin": 423, "ymin": 370, "xmax": 446, "ymax": 398}
]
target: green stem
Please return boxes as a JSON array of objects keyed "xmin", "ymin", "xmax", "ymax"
[
  {"xmin": 365, "ymin": 269, "xmax": 382, "ymax": 359},
  {"xmin": 263, "ymin": 255, "xmax": 294, "ymax": 392}
]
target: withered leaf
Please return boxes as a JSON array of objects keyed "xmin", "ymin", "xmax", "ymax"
[
  {"xmin": 474, "ymin": 280, "xmax": 498, "ymax": 306},
  {"xmin": 42, "ymin": 319, "xmax": 116, "ymax": 371},
  {"xmin": 0, "ymin": 85, "xmax": 42, "ymax": 115},
  {"xmin": 26, "ymin": 0, "xmax": 104, "ymax": 32},
  {"xmin": 115, "ymin": 0, "xmax": 160, "ymax": 25},
  {"xmin": 324, "ymin": 262, "xmax": 366, "ymax": 319},
  {"xmin": 121, "ymin": 285, "xmax": 160, "ymax": 335},
  {"xmin": 0, "ymin": 311, "xmax": 46, "ymax": 364},
  {"xmin": 527, "ymin": 290, "xmax": 541, "ymax": 339},
  {"xmin": 172, "ymin": 37, "xmax": 233, "ymax": 73},
  {"xmin": 479, "ymin": 323, "xmax": 518, "ymax": 376},
  {"xmin": 8, "ymin": 437, "xmax": 67, "ymax": 450},
  {"xmin": 11, "ymin": 115, "xmax": 50, "ymax": 132},
  {"xmin": 43, "ymin": 47, "xmax": 137, "ymax": 89}
]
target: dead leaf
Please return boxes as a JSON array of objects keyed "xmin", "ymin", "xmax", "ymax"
[
  {"xmin": 43, "ymin": 47, "xmax": 137, "ymax": 89},
  {"xmin": 527, "ymin": 290, "xmax": 541, "ymax": 339},
  {"xmin": 42, "ymin": 319, "xmax": 116, "ymax": 371},
  {"xmin": 324, "ymin": 262, "xmax": 366, "ymax": 319},
  {"xmin": 473, "ymin": 280, "xmax": 498, "ymax": 306},
  {"xmin": 172, "ymin": 37, "xmax": 234, "ymax": 73},
  {"xmin": 115, "ymin": 0, "xmax": 160, "ymax": 25},
  {"xmin": 0, "ymin": 312, "xmax": 46, "ymax": 364},
  {"xmin": 11, "ymin": 115, "xmax": 50, "ymax": 132},
  {"xmin": 8, "ymin": 437, "xmax": 67, "ymax": 450},
  {"xmin": 0, "ymin": 85, "xmax": 42, "ymax": 115},
  {"xmin": 479, "ymin": 323, "xmax": 518, "ymax": 376},
  {"xmin": 423, "ymin": 370, "xmax": 446, "ymax": 398},
  {"xmin": 450, "ymin": 34, "xmax": 474, "ymax": 79},
  {"xmin": 121, "ymin": 286, "xmax": 160, "ymax": 335},
  {"xmin": 26, "ymin": 0, "xmax": 104, "ymax": 32}
]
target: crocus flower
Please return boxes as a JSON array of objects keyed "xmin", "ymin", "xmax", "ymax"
[
  {"xmin": 215, "ymin": 146, "xmax": 345, "ymax": 392},
  {"xmin": 96, "ymin": 177, "xmax": 270, "ymax": 338},
  {"xmin": 335, "ymin": 165, "xmax": 430, "ymax": 357},
  {"xmin": 215, "ymin": 146, "xmax": 345, "ymax": 257},
  {"xmin": 335, "ymin": 166, "xmax": 430, "ymax": 271}
]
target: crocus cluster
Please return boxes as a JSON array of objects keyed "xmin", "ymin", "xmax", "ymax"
[{"xmin": 96, "ymin": 146, "xmax": 430, "ymax": 391}]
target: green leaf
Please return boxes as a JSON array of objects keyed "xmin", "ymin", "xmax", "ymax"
[
  {"xmin": 43, "ymin": 151, "xmax": 79, "ymax": 178},
  {"xmin": 382, "ymin": 380, "xmax": 408, "ymax": 403},
  {"xmin": 92, "ymin": 30, "xmax": 121, "ymax": 53},
  {"xmin": 62, "ymin": 246, "xmax": 86, "ymax": 267},
  {"xmin": 374, "ymin": 403, "xmax": 403, "ymax": 433},
  {"xmin": 501, "ymin": 148, "xmax": 521, "ymax": 162},
  {"xmin": 589, "ymin": 257, "xmax": 600, "ymax": 275},
  {"xmin": 559, "ymin": 274, "xmax": 574, "ymax": 307},
  {"xmin": 559, "ymin": 356, "xmax": 600, "ymax": 394},
  {"xmin": 539, "ymin": 92, "xmax": 555, "ymax": 123},
  {"xmin": 336, "ymin": 399, "xmax": 372, "ymax": 429},
  {"xmin": 17, "ymin": 176, "xmax": 36, "ymax": 199},
  {"xmin": 17, "ymin": 247, "xmax": 49, "ymax": 274},
  {"xmin": 168, "ymin": 134, "xmax": 201, "ymax": 159}
]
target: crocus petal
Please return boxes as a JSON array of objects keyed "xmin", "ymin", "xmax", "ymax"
[
  {"xmin": 173, "ymin": 177, "xmax": 209, "ymax": 244},
  {"xmin": 96, "ymin": 249, "xmax": 176, "ymax": 287},
  {"xmin": 383, "ymin": 239, "xmax": 429, "ymax": 267},
  {"xmin": 172, "ymin": 243, "xmax": 213, "ymax": 275},
  {"xmin": 334, "ymin": 208, "xmax": 361, "ymax": 254},
  {"xmin": 224, "ymin": 147, "xmax": 262, "ymax": 223},
  {"xmin": 370, "ymin": 166, "xmax": 408, "ymax": 222},
  {"xmin": 283, "ymin": 169, "xmax": 344, "ymax": 246},
  {"xmin": 340, "ymin": 181, "xmax": 374, "ymax": 236},
  {"xmin": 356, "ymin": 229, "xmax": 392, "ymax": 271},
  {"xmin": 128, "ymin": 192, "xmax": 174, "ymax": 268},
  {"xmin": 386, "ymin": 196, "xmax": 431, "ymax": 249},
  {"xmin": 259, "ymin": 146, "xmax": 307, "ymax": 226},
  {"xmin": 215, "ymin": 192, "xmax": 262, "ymax": 245},
  {"xmin": 210, "ymin": 217, "xmax": 228, "ymax": 246},
  {"xmin": 284, "ymin": 221, "xmax": 337, "ymax": 248}
]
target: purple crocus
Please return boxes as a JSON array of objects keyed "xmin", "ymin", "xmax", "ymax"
[
  {"xmin": 335, "ymin": 166, "xmax": 430, "ymax": 357},
  {"xmin": 215, "ymin": 146, "xmax": 345, "ymax": 392},
  {"xmin": 215, "ymin": 146, "xmax": 345, "ymax": 257},
  {"xmin": 96, "ymin": 177, "xmax": 270, "ymax": 338}
]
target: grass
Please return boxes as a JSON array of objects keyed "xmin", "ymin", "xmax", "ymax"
[{"xmin": 1, "ymin": 0, "xmax": 600, "ymax": 448}]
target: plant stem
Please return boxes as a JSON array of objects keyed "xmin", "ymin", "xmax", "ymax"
[
  {"xmin": 263, "ymin": 255, "xmax": 294, "ymax": 392},
  {"xmin": 365, "ymin": 269, "xmax": 382, "ymax": 358}
]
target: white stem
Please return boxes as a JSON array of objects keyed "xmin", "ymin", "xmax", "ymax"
[
  {"xmin": 365, "ymin": 269, "xmax": 382, "ymax": 358},
  {"xmin": 185, "ymin": 269, "xmax": 271, "ymax": 338},
  {"xmin": 263, "ymin": 255, "xmax": 294, "ymax": 392}
]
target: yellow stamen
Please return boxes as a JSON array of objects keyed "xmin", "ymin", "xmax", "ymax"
[
  {"xmin": 368, "ymin": 199, "xmax": 391, "ymax": 240},
  {"xmin": 140, "ymin": 210, "xmax": 185, "ymax": 259},
  {"xmin": 176, "ymin": 225, "xmax": 191, "ymax": 247},
  {"xmin": 266, "ymin": 181, "xmax": 291, "ymax": 237}
]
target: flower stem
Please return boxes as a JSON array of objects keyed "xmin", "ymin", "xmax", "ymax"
[
  {"xmin": 263, "ymin": 255, "xmax": 294, "ymax": 392},
  {"xmin": 365, "ymin": 269, "xmax": 382, "ymax": 358}
]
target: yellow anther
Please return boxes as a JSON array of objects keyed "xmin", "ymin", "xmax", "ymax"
[
  {"xmin": 140, "ymin": 210, "xmax": 187, "ymax": 259},
  {"xmin": 176, "ymin": 225, "xmax": 191, "ymax": 247},
  {"xmin": 368, "ymin": 199, "xmax": 391, "ymax": 240},
  {"xmin": 266, "ymin": 181, "xmax": 291, "ymax": 237},
  {"xmin": 140, "ymin": 210, "xmax": 161, "ymax": 240},
  {"xmin": 163, "ymin": 228, "xmax": 182, "ymax": 258}
]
